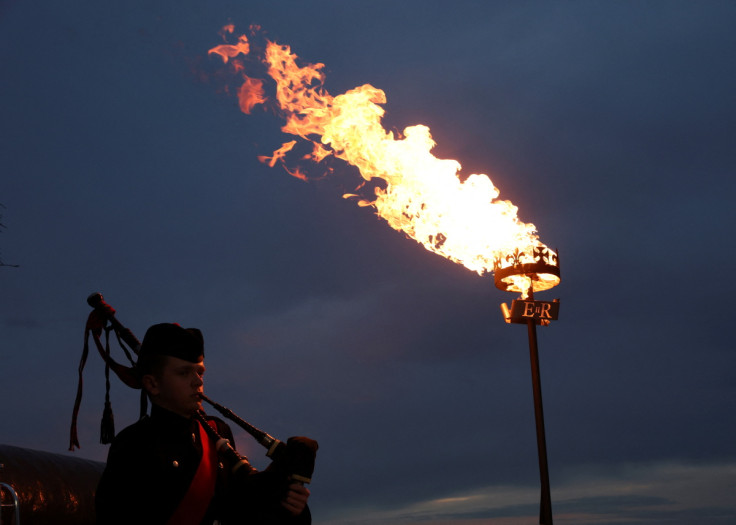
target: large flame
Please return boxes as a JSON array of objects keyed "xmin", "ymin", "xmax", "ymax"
[{"xmin": 209, "ymin": 28, "xmax": 556, "ymax": 289}]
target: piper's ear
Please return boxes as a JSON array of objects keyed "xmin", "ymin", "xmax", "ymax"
[{"xmin": 141, "ymin": 374, "xmax": 159, "ymax": 396}]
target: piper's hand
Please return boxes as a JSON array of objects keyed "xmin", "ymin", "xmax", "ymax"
[
  {"xmin": 285, "ymin": 436, "xmax": 319, "ymax": 482},
  {"xmin": 280, "ymin": 482, "xmax": 310, "ymax": 516}
]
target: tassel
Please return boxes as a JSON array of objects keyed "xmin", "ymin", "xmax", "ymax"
[
  {"xmin": 70, "ymin": 327, "xmax": 91, "ymax": 451},
  {"xmin": 100, "ymin": 331, "xmax": 116, "ymax": 444},
  {"xmin": 100, "ymin": 337, "xmax": 115, "ymax": 444},
  {"xmin": 100, "ymin": 400, "xmax": 115, "ymax": 444}
]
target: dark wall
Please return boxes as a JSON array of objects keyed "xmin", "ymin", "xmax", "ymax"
[{"xmin": 0, "ymin": 444, "xmax": 105, "ymax": 525}]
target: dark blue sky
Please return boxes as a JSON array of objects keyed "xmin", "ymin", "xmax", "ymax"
[{"xmin": 2, "ymin": 2, "xmax": 736, "ymax": 523}]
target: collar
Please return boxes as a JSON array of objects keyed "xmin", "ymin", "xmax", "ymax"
[{"xmin": 150, "ymin": 403, "xmax": 197, "ymax": 432}]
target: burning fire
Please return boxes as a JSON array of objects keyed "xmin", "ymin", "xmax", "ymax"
[{"xmin": 208, "ymin": 26, "xmax": 558, "ymax": 295}]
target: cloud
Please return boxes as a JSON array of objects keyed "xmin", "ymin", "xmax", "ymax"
[{"xmin": 319, "ymin": 460, "xmax": 736, "ymax": 525}]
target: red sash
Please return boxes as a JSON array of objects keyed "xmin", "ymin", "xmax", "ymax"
[{"xmin": 166, "ymin": 420, "xmax": 218, "ymax": 525}]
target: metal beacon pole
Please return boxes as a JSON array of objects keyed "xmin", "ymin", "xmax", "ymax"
[{"xmin": 494, "ymin": 247, "xmax": 561, "ymax": 525}]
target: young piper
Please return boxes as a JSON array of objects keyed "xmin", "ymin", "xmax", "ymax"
[{"xmin": 95, "ymin": 323, "xmax": 314, "ymax": 524}]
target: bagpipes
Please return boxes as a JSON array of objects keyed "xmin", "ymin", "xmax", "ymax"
[{"xmin": 69, "ymin": 292, "xmax": 317, "ymax": 484}]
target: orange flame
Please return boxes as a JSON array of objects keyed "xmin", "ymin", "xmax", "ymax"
[
  {"xmin": 237, "ymin": 76, "xmax": 266, "ymax": 114},
  {"xmin": 257, "ymin": 140, "xmax": 297, "ymax": 168},
  {"xmin": 208, "ymin": 34, "xmax": 250, "ymax": 64},
  {"xmin": 210, "ymin": 28, "xmax": 552, "ymax": 281}
]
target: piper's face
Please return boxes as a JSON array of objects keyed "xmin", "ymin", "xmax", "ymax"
[{"xmin": 146, "ymin": 356, "xmax": 205, "ymax": 417}]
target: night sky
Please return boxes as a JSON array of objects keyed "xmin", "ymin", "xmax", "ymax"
[{"xmin": 2, "ymin": 1, "xmax": 736, "ymax": 524}]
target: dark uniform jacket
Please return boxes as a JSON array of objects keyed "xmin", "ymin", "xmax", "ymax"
[{"xmin": 95, "ymin": 404, "xmax": 310, "ymax": 524}]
